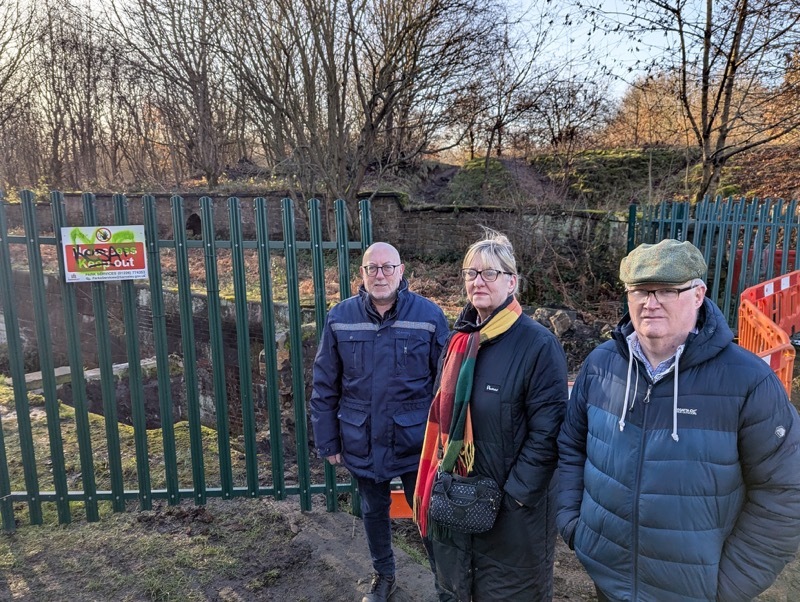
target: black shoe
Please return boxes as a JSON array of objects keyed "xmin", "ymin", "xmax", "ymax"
[{"xmin": 362, "ymin": 573, "xmax": 397, "ymax": 602}]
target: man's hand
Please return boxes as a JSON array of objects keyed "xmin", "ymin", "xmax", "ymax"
[{"xmin": 326, "ymin": 453, "xmax": 342, "ymax": 465}]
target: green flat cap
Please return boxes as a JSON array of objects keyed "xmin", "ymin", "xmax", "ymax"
[{"xmin": 620, "ymin": 239, "xmax": 707, "ymax": 285}]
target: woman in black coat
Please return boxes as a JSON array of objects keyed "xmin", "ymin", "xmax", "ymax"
[{"xmin": 415, "ymin": 230, "xmax": 569, "ymax": 601}]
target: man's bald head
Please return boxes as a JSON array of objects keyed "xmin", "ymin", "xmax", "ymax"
[{"xmin": 360, "ymin": 242, "xmax": 404, "ymax": 315}]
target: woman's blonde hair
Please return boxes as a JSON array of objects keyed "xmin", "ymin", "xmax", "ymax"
[{"xmin": 462, "ymin": 229, "xmax": 519, "ymax": 295}]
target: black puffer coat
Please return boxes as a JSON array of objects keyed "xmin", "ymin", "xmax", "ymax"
[{"xmin": 432, "ymin": 300, "xmax": 568, "ymax": 601}]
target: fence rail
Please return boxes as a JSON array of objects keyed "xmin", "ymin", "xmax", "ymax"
[{"xmin": 0, "ymin": 190, "xmax": 372, "ymax": 531}]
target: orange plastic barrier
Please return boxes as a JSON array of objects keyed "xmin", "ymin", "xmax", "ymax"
[
  {"xmin": 740, "ymin": 270, "xmax": 800, "ymax": 337},
  {"xmin": 389, "ymin": 481, "xmax": 413, "ymax": 519},
  {"xmin": 738, "ymin": 270, "xmax": 800, "ymax": 396},
  {"xmin": 732, "ymin": 249, "xmax": 798, "ymax": 295},
  {"xmin": 738, "ymin": 299, "xmax": 795, "ymax": 395}
]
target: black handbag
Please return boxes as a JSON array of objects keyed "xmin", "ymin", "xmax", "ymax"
[{"xmin": 428, "ymin": 471, "xmax": 502, "ymax": 534}]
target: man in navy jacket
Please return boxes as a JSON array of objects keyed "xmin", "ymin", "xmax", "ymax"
[
  {"xmin": 310, "ymin": 242, "xmax": 449, "ymax": 602},
  {"xmin": 558, "ymin": 239, "xmax": 800, "ymax": 601}
]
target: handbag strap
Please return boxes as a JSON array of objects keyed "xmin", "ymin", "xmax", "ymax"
[{"xmin": 438, "ymin": 472, "xmax": 453, "ymax": 489}]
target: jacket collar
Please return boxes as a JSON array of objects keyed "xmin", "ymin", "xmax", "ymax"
[
  {"xmin": 453, "ymin": 295, "xmax": 515, "ymax": 334},
  {"xmin": 359, "ymin": 278, "xmax": 409, "ymax": 322}
]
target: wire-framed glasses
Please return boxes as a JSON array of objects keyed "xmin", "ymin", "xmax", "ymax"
[
  {"xmin": 626, "ymin": 284, "xmax": 699, "ymax": 304},
  {"xmin": 362, "ymin": 264, "xmax": 400, "ymax": 277},
  {"xmin": 461, "ymin": 268, "xmax": 514, "ymax": 282}
]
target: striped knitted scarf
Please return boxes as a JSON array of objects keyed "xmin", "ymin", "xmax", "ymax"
[{"xmin": 413, "ymin": 297, "xmax": 523, "ymax": 536}]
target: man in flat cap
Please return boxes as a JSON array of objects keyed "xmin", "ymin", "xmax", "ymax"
[{"xmin": 557, "ymin": 239, "xmax": 800, "ymax": 601}]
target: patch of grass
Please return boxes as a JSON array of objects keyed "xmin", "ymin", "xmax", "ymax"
[
  {"xmin": 530, "ymin": 146, "xmax": 700, "ymax": 207},
  {"xmin": 443, "ymin": 157, "xmax": 517, "ymax": 206},
  {"xmin": 141, "ymin": 570, "xmax": 199, "ymax": 601},
  {"xmin": 0, "ymin": 495, "xmax": 301, "ymax": 601},
  {"xmin": 0, "ymin": 381, "xmax": 253, "ymax": 526},
  {"xmin": 247, "ymin": 568, "xmax": 281, "ymax": 590},
  {"xmin": 393, "ymin": 532, "xmax": 428, "ymax": 566}
]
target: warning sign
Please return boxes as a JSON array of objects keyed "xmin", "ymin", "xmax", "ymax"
[{"xmin": 61, "ymin": 226, "xmax": 148, "ymax": 282}]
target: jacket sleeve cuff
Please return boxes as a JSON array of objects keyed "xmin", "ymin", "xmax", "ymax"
[
  {"xmin": 316, "ymin": 445, "xmax": 341, "ymax": 457},
  {"xmin": 560, "ymin": 516, "xmax": 578, "ymax": 550}
]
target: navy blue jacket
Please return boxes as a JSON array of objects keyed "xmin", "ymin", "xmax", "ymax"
[
  {"xmin": 310, "ymin": 279, "xmax": 449, "ymax": 481},
  {"xmin": 557, "ymin": 299, "xmax": 800, "ymax": 601}
]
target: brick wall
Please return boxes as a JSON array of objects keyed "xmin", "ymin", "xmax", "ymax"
[{"xmin": 367, "ymin": 194, "xmax": 628, "ymax": 258}]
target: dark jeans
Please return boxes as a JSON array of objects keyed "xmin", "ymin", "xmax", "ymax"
[
  {"xmin": 356, "ymin": 470, "xmax": 435, "ymax": 577},
  {"xmin": 595, "ymin": 584, "xmax": 611, "ymax": 601}
]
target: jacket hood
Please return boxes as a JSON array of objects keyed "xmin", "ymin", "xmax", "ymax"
[{"xmin": 611, "ymin": 297, "xmax": 734, "ymax": 442}]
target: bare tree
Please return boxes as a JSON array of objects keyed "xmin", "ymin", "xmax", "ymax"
[
  {"xmin": 93, "ymin": 46, "xmax": 174, "ymax": 189},
  {"xmin": 0, "ymin": 0, "xmax": 34, "ymax": 188},
  {"xmin": 61, "ymin": 3, "xmax": 105, "ymax": 187},
  {"xmin": 30, "ymin": 0, "xmax": 76, "ymax": 188},
  {"xmin": 347, "ymin": 0, "xmax": 500, "ymax": 176},
  {"xmin": 0, "ymin": 0, "xmax": 30, "ymax": 129},
  {"xmin": 478, "ymin": 20, "xmax": 557, "ymax": 163},
  {"xmin": 108, "ymin": 0, "xmax": 236, "ymax": 187},
  {"xmin": 2, "ymin": 0, "xmax": 168, "ymax": 191},
  {"xmin": 581, "ymin": 0, "xmax": 800, "ymax": 200},
  {"xmin": 527, "ymin": 76, "xmax": 611, "ymax": 151},
  {"xmin": 602, "ymin": 74, "xmax": 677, "ymax": 147},
  {"xmin": 0, "ymin": 102, "xmax": 42, "ymax": 189},
  {"xmin": 216, "ymin": 0, "xmax": 501, "ymax": 219},
  {"xmin": 514, "ymin": 75, "xmax": 612, "ymax": 195},
  {"xmin": 447, "ymin": 81, "xmax": 486, "ymax": 160}
]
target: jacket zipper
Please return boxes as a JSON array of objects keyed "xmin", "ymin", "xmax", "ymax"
[{"xmin": 632, "ymin": 384, "xmax": 652, "ymax": 599}]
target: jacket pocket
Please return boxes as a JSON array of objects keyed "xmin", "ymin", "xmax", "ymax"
[
  {"xmin": 394, "ymin": 332, "xmax": 431, "ymax": 377},
  {"xmin": 338, "ymin": 406, "xmax": 371, "ymax": 463},
  {"xmin": 339, "ymin": 332, "xmax": 373, "ymax": 380},
  {"xmin": 392, "ymin": 408, "xmax": 428, "ymax": 458}
]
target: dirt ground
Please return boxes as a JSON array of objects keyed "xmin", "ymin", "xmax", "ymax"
[
  {"xmin": 2, "ymin": 375, "xmax": 799, "ymax": 602},
  {"xmin": 2, "ymin": 489, "xmax": 797, "ymax": 601},
  {"xmin": 0, "ymin": 390, "xmax": 596, "ymax": 601},
  {"xmin": 2, "ymin": 358, "xmax": 798, "ymax": 602},
  {"xmin": 0, "ymin": 493, "xmax": 596, "ymax": 602}
]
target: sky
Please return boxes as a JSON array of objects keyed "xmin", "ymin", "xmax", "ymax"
[{"xmin": 522, "ymin": 0, "xmax": 665, "ymax": 99}]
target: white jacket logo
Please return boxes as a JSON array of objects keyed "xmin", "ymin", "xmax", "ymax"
[{"xmin": 676, "ymin": 408, "xmax": 697, "ymax": 415}]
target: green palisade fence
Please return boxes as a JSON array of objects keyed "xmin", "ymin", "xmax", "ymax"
[
  {"xmin": 0, "ymin": 191, "xmax": 369, "ymax": 531},
  {"xmin": 629, "ymin": 196, "xmax": 800, "ymax": 331}
]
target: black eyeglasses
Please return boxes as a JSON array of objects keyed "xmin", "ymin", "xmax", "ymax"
[
  {"xmin": 626, "ymin": 284, "xmax": 699, "ymax": 303},
  {"xmin": 461, "ymin": 268, "xmax": 514, "ymax": 282},
  {"xmin": 362, "ymin": 264, "xmax": 400, "ymax": 277}
]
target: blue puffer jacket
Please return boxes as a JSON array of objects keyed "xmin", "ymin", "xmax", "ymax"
[
  {"xmin": 310, "ymin": 279, "xmax": 449, "ymax": 481},
  {"xmin": 557, "ymin": 299, "xmax": 800, "ymax": 601}
]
